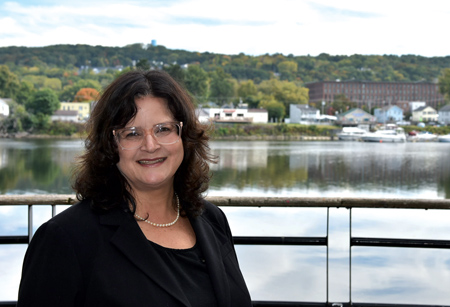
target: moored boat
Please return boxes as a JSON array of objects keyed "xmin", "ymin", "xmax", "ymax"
[
  {"xmin": 438, "ymin": 134, "xmax": 450, "ymax": 143},
  {"xmin": 336, "ymin": 127, "xmax": 367, "ymax": 141},
  {"xmin": 408, "ymin": 131, "xmax": 438, "ymax": 142},
  {"xmin": 360, "ymin": 127, "xmax": 407, "ymax": 143}
]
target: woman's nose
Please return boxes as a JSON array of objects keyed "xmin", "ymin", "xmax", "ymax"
[{"xmin": 141, "ymin": 133, "xmax": 161, "ymax": 151}]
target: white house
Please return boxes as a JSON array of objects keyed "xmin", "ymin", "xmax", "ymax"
[
  {"xmin": 196, "ymin": 107, "xmax": 268, "ymax": 123},
  {"xmin": 412, "ymin": 106, "xmax": 438, "ymax": 123},
  {"xmin": 51, "ymin": 110, "xmax": 79, "ymax": 122},
  {"xmin": 0, "ymin": 98, "xmax": 10, "ymax": 117},
  {"xmin": 438, "ymin": 105, "xmax": 450, "ymax": 125},
  {"xmin": 409, "ymin": 101, "xmax": 426, "ymax": 113},
  {"xmin": 289, "ymin": 104, "xmax": 319, "ymax": 124}
]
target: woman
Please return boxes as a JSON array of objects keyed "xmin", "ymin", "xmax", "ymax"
[{"xmin": 17, "ymin": 70, "xmax": 252, "ymax": 306}]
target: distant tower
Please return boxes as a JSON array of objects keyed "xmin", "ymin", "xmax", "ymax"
[{"xmin": 151, "ymin": 40, "xmax": 157, "ymax": 47}]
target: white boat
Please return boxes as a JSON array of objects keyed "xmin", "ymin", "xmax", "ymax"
[
  {"xmin": 360, "ymin": 127, "xmax": 407, "ymax": 143},
  {"xmin": 408, "ymin": 131, "xmax": 438, "ymax": 142},
  {"xmin": 336, "ymin": 127, "xmax": 367, "ymax": 141},
  {"xmin": 438, "ymin": 134, "xmax": 450, "ymax": 143}
]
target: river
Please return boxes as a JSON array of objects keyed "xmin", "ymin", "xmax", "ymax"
[{"xmin": 1, "ymin": 139, "xmax": 450, "ymax": 304}]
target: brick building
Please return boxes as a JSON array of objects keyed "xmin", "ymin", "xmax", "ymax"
[{"xmin": 306, "ymin": 81, "xmax": 444, "ymax": 111}]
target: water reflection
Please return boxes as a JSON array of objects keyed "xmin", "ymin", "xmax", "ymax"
[
  {"xmin": 0, "ymin": 139, "xmax": 83, "ymax": 194},
  {"xmin": 209, "ymin": 141, "xmax": 450, "ymax": 199}
]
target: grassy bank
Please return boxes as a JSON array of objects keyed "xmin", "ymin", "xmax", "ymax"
[{"xmin": 210, "ymin": 123, "xmax": 339, "ymax": 140}]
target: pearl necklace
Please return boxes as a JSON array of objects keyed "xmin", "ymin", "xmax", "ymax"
[{"xmin": 134, "ymin": 193, "xmax": 180, "ymax": 227}]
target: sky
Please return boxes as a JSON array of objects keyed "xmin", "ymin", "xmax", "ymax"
[{"xmin": 0, "ymin": 0, "xmax": 449, "ymax": 57}]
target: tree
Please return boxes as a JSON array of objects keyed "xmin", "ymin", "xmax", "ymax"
[
  {"xmin": 163, "ymin": 64, "xmax": 185, "ymax": 85},
  {"xmin": 15, "ymin": 81, "xmax": 35, "ymax": 105},
  {"xmin": 258, "ymin": 94, "xmax": 285, "ymax": 122},
  {"xmin": 74, "ymin": 88, "xmax": 99, "ymax": 102},
  {"xmin": 26, "ymin": 88, "xmax": 60, "ymax": 116},
  {"xmin": 438, "ymin": 68, "xmax": 450, "ymax": 102},
  {"xmin": 0, "ymin": 65, "xmax": 20, "ymax": 99},
  {"xmin": 331, "ymin": 94, "xmax": 355, "ymax": 114},
  {"xmin": 59, "ymin": 79, "xmax": 101, "ymax": 102},
  {"xmin": 209, "ymin": 67, "xmax": 235, "ymax": 105},
  {"xmin": 237, "ymin": 80, "xmax": 257, "ymax": 98},
  {"xmin": 136, "ymin": 59, "xmax": 150, "ymax": 71},
  {"xmin": 258, "ymin": 79, "xmax": 308, "ymax": 117},
  {"xmin": 184, "ymin": 65, "xmax": 209, "ymax": 103},
  {"xmin": 277, "ymin": 61, "xmax": 298, "ymax": 81},
  {"xmin": 0, "ymin": 100, "xmax": 33, "ymax": 133}
]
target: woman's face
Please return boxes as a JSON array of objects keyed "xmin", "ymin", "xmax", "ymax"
[{"xmin": 116, "ymin": 96, "xmax": 184, "ymax": 193}]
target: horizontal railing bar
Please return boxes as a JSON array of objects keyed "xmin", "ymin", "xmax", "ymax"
[
  {"xmin": 0, "ymin": 236, "xmax": 28, "ymax": 244},
  {"xmin": 352, "ymin": 303, "xmax": 450, "ymax": 307},
  {"xmin": 234, "ymin": 236, "xmax": 327, "ymax": 246},
  {"xmin": 352, "ymin": 237, "xmax": 450, "ymax": 249},
  {"xmin": 0, "ymin": 194, "xmax": 77, "ymax": 205},
  {"xmin": 1, "ymin": 195, "xmax": 450, "ymax": 210},
  {"xmin": 2, "ymin": 301, "xmax": 447, "ymax": 307},
  {"xmin": 252, "ymin": 302, "xmax": 331, "ymax": 306}
]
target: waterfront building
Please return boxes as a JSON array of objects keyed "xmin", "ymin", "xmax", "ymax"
[
  {"xmin": 438, "ymin": 105, "xmax": 450, "ymax": 125},
  {"xmin": 306, "ymin": 81, "xmax": 444, "ymax": 110},
  {"xmin": 59, "ymin": 102, "xmax": 91, "ymax": 121},
  {"xmin": 51, "ymin": 110, "xmax": 79, "ymax": 122},
  {"xmin": 289, "ymin": 104, "xmax": 320, "ymax": 124},
  {"xmin": 411, "ymin": 106, "xmax": 438, "ymax": 123},
  {"xmin": 336, "ymin": 108, "xmax": 376, "ymax": 127},
  {"xmin": 0, "ymin": 98, "xmax": 10, "ymax": 118},
  {"xmin": 374, "ymin": 105, "xmax": 404, "ymax": 123},
  {"xmin": 196, "ymin": 107, "xmax": 268, "ymax": 123}
]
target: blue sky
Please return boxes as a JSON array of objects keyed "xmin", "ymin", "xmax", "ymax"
[{"xmin": 0, "ymin": 0, "xmax": 449, "ymax": 57}]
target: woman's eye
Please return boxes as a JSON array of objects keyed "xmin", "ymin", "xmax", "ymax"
[{"xmin": 124, "ymin": 130, "xmax": 142, "ymax": 138}]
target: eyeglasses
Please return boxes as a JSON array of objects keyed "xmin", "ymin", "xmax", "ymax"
[{"xmin": 113, "ymin": 122, "xmax": 183, "ymax": 150}]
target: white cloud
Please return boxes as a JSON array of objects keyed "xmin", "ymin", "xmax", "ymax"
[{"xmin": 0, "ymin": 0, "xmax": 449, "ymax": 56}]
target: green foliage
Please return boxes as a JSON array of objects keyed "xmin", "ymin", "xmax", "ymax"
[
  {"xmin": 47, "ymin": 120, "xmax": 85, "ymax": 136},
  {"xmin": 59, "ymin": 79, "xmax": 101, "ymax": 102},
  {"xmin": 438, "ymin": 68, "xmax": 450, "ymax": 102},
  {"xmin": 258, "ymin": 79, "xmax": 309, "ymax": 117},
  {"xmin": 210, "ymin": 123, "xmax": 337, "ymax": 138},
  {"xmin": 15, "ymin": 81, "xmax": 36, "ymax": 105},
  {"xmin": 27, "ymin": 88, "xmax": 60, "ymax": 116},
  {"xmin": 184, "ymin": 64, "xmax": 209, "ymax": 103},
  {"xmin": 0, "ymin": 100, "xmax": 33, "ymax": 133},
  {"xmin": 136, "ymin": 58, "xmax": 150, "ymax": 71},
  {"xmin": 0, "ymin": 65, "xmax": 20, "ymax": 98},
  {"xmin": 258, "ymin": 95, "xmax": 285, "ymax": 121},
  {"xmin": 163, "ymin": 64, "xmax": 186, "ymax": 85},
  {"xmin": 209, "ymin": 67, "xmax": 235, "ymax": 105}
]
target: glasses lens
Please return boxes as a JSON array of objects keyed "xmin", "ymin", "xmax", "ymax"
[
  {"xmin": 117, "ymin": 127, "xmax": 144, "ymax": 149},
  {"xmin": 154, "ymin": 123, "xmax": 181, "ymax": 145}
]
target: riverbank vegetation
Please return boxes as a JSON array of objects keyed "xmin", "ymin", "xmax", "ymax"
[{"xmin": 1, "ymin": 44, "xmax": 450, "ymax": 136}]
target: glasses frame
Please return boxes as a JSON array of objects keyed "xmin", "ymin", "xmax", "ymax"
[{"xmin": 113, "ymin": 121, "xmax": 183, "ymax": 150}]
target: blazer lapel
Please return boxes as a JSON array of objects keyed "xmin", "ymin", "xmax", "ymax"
[
  {"xmin": 191, "ymin": 214, "xmax": 231, "ymax": 307},
  {"xmin": 99, "ymin": 210, "xmax": 191, "ymax": 307}
]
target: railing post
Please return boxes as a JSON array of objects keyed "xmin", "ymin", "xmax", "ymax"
[
  {"xmin": 326, "ymin": 207, "xmax": 329, "ymax": 303},
  {"xmin": 28, "ymin": 204, "xmax": 33, "ymax": 243},
  {"xmin": 349, "ymin": 208, "xmax": 352, "ymax": 305}
]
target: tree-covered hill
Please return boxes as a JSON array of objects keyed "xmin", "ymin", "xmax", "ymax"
[{"xmin": 1, "ymin": 43, "xmax": 450, "ymax": 84}]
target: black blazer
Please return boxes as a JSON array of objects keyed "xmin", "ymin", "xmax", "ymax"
[{"xmin": 17, "ymin": 199, "xmax": 252, "ymax": 307}]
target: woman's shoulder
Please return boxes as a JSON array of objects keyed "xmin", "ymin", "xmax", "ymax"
[
  {"xmin": 197, "ymin": 198, "xmax": 229, "ymax": 227},
  {"xmin": 50, "ymin": 199, "xmax": 96, "ymax": 225}
]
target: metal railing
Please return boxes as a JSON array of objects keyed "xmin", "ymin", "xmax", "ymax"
[{"xmin": 1, "ymin": 195, "xmax": 450, "ymax": 307}]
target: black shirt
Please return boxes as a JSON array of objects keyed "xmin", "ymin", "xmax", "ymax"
[{"xmin": 148, "ymin": 240, "xmax": 218, "ymax": 307}]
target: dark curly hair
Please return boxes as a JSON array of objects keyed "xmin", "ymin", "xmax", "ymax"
[{"xmin": 72, "ymin": 70, "xmax": 216, "ymax": 217}]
